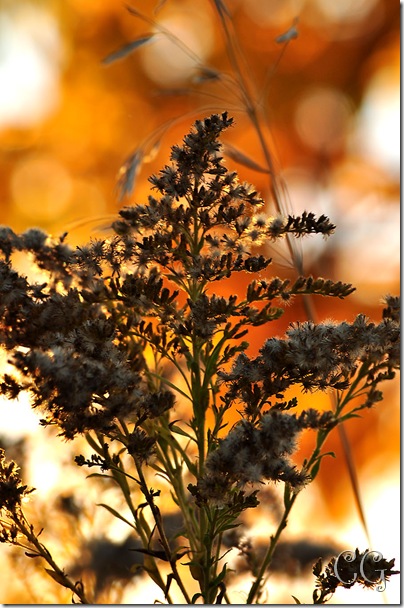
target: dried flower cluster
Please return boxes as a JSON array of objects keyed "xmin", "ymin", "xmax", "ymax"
[
  {"xmin": 194, "ymin": 408, "xmax": 334, "ymax": 504},
  {"xmin": 221, "ymin": 308, "xmax": 400, "ymax": 413},
  {"xmin": 0, "ymin": 448, "xmax": 33, "ymax": 517},
  {"xmin": 0, "ymin": 449, "xmax": 89, "ymax": 603},
  {"xmin": 0, "ymin": 113, "xmax": 358, "ymax": 442},
  {"xmin": 0, "ymin": 114, "xmax": 399, "ymax": 603}
]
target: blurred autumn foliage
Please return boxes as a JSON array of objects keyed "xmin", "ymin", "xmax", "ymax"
[{"xmin": 0, "ymin": 0, "xmax": 399, "ymax": 603}]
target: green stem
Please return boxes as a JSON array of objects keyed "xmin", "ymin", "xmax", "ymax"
[
  {"xmin": 96, "ymin": 427, "xmax": 171, "ymax": 599},
  {"xmin": 134, "ymin": 458, "xmax": 192, "ymax": 604},
  {"xmin": 154, "ymin": 439, "xmax": 199, "ymax": 553},
  {"xmin": 247, "ymin": 422, "xmax": 337, "ymax": 603},
  {"xmin": 246, "ymin": 492, "xmax": 297, "ymax": 604}
]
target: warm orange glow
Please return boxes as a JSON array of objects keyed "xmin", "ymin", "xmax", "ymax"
[
  {"xmin": 294, "ymin": 86, "xmax": 353, "ymax": 153},
  {"xmin": 0, "ymin": 0, "xmax": 399, "ymax": 604}
]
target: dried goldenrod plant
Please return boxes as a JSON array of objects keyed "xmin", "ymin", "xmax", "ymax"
[{"xmin": 0, "ymin": 112, "xmax": 399, "ymax": 603}]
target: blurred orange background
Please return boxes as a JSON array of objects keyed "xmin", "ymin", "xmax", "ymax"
[{"xmin": 0, "ymin": 0, "xmax": 399, "ymax": 603}]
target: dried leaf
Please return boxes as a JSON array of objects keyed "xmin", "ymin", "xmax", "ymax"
[
  {"xmin": 117, "ymin": 150, "xmax": 143, "ymax": 200},
  {"xmin": 192, "ymin": 66, "xmax": 221, "ymax": 84},
  {"xmin": 224, "ymin": 143, "xmax": 270, "ymax": 174},
  {"xmin": 102, "ymin": 35, "xmax": 155, "ymax": 65},
  {"xmin": 144, "ymin": 138, "xmax": 161, "ymax": 163},
  {"xmin": 276, "ymin": 19, "xmax": 299, "ymax": 44}
]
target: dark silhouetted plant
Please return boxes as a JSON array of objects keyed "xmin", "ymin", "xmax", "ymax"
[{"xmin": 0, "ymin": 113, "xmax": 399, "ymax": 603}]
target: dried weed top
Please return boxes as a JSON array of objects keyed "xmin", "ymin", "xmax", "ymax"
[
  {"xmin": 0, "ymin": 113, "xmax": 400, "ymax": 605},
  {"xmin": 0, "ymin": 113, "xmax": 399, "ymax": 450}
]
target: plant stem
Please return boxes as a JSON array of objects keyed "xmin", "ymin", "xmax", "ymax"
[
  {"xmin": 134, "ymin": 458, "xmax": 192, "ymax": 604},
  {"xmin": 16, "ymin": 512, "xmax": 92, "ymax": 604},
  {"xmin": 246, "ymin": 493, "xmax": 297, "ymax": 604}
]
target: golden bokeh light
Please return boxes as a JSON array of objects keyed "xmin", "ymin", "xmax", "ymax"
[
  {"xmin": 141, "ymin": 7, "xmax": 216, "ymax": 86},
  {"xmin": 315, "ymin": 0, "xmax": 379, "ymax": 23},
  {"xmin": 0, "ymin": 3, "xmax": 61, "ymax": 128}
]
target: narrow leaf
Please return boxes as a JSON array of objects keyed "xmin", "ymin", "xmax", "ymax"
[
  {"xmin": 96, "ymin": 503, "xmax": 137, "ymax": 529},
  {"xmin": 173, "ymin": 550, "xmax": 189, "ymax": 562},
  {"xmin": 224, "ymin": 143, "xmax": 270, "ymax": 174},
  {"xmin": 102, "ymin": 35, "xmax": 155, "ymax": 65},
  {"xmin": 84, "ymin": 432, "xmax": 103, "ymax": 453},
  {"xmin": 86, "ymin": 473, "xmax": 114, "ymax": 479},
  {"xmin": 192, "ymin": 66, "xmax": 221, "ymax": 84},
  {"xmin": 169, "ymin": 423, "xmax": 195, "ymax": 441},
  {"xmin": 44, "ymin": 568, "xmax": 68, "ymax": 586},
  {"xmin": 211, "ymin": 563, "xmax": 228, "ymax": 587},
  {"xmin": 132, "ymin": 547, "xmax": 169, "ymax": 562},
  {"xmin": 310, "ymin": 451, "xmax": 335, "ymax": 480},
  {"xmin": 213, "ymin": 0, "xmax": 231, "ymax": 18},
  {"xmin": 164, "ymin": 573, "xmax": 174, "ymax": 599},
  {"xmin": 117, "ymin": 150, "xmax": 143, "ymax": 200},
  {"xmin": 25, "ymin": 552, "xmax": 41, "ymax": 558},
  {"xmin": 150, "ymin": 462, "xmax": 169, "ymax": 476}
]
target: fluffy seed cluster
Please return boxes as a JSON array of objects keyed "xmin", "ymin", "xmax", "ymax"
[
  {"xmin": 0, "ymin": 113, "xmax": 350, "ymax": 442},
  {"xmin": 110, "ymin": 113, "xmax": 336, "ymax": 283},
  {"xmin": 221, "ymin": 302, "xmax": 400, "ymax": 418},
  {"xmin": 196, "ymin": 408, "xmax": 333, "ymax": 503}
]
